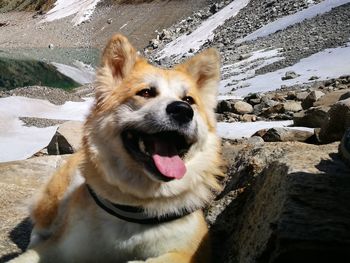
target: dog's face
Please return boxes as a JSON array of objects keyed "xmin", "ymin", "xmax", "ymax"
[{"xmin": 84, "ymin": 35, "xmax": 222, "ymax": 203}]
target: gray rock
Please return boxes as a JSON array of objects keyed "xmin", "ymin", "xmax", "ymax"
[
  {"xmin": 293, "ymin": 106, "xmax": 330, "ymax": 128},
  {"xmin": 309, "ymin": 75, "xmax": 319, "ymax": 80},
  {"xmin": 217, "ymin": 100, "xmax": 232, "ymax": 113},
  {"xmin": 233, "ymin": 101, "xmax": 253, "ymax": 114},
  {"xmin": 0, "ymin": 155, "xmax": 69, "ymax": 259},
  {"xmin": 247, "ymin": 136, "xmax": 264, "ymax": 146},
  {"xmin": 211, "ymin": 142, "xmax": 350, "ymax": 263},
  {"xmin": 319, "ymin": 98, "xmax": 350, "ymax": 143},
  {"xmin": 240, "ymin": 114, "xmax": 257, "ymax": 122},
  {"xmin": 295, "ymin": 91, "xmax": 309, "ymax": 101},
  {"xmin": 258, "ymin": 127, "xmax": 314, "ymax": 142},
  {"xmin": 302, "ymin": 90, "xmax": 325, "ymax": 109},
  {"xmin": 281, "ymin": 71, "xmax": 300, "ymax": 80},
  {"xmin": 314, "ymin": 89, "xmax": 350, "ymax": 107},
  {"xmin": 47, "ymin": 121, "xmax": 83, "ymax": 155},
  {"xmin": 282, "ymin": 101, "xmax": 302, "ymax": 112}
]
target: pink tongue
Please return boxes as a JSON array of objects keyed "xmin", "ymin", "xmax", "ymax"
[{"xmin": 151, "ymin": 140, "xmax": 186, "ymax": 180}]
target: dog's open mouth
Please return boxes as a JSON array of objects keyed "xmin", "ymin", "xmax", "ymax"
[{"xmin": 121, "ymin": 130, "xmax": 193, "ymax": 182}]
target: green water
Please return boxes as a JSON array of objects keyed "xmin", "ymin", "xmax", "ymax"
[
  {"xmin": 0, "ymin": 57, "xmax": 80, "ymax": 90},
  {"xmin": 0, "ymin": 48, "xmax": 100, "ymax": 90}
]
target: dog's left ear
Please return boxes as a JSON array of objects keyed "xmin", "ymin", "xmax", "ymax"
[
  {"xmin": 176, "ymin": 49, "xmax": 220, "ymax": 111},
  {"xmin": 96, "ymin": 34, "xmax": 138, "ymax": 97}
]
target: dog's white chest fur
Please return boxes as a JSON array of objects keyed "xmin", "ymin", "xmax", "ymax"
[{"xmin": 52, "ymin": 204, "xmax": 199, "ymax": 263}]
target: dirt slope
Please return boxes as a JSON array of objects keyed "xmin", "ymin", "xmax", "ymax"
[{"xmin": 0, "ymin": 0, "xmax": 212, "ymax": 51}]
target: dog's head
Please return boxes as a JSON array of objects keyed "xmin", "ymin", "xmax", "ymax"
[{"xmin": 83, "ymin": 34, "xmax": 223, "ymax": 211}]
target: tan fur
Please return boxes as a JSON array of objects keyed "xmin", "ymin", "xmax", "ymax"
[{"xmin": 10, "ymin": 34, "xmax": 223, "ymax": 263}]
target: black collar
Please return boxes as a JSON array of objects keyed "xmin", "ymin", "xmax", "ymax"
[{"xmin": 86, "ymin": 185, "xmax": 192, "ymax": 225}]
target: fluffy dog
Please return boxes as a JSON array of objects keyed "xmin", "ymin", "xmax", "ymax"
[{"xmin": 10, "ymin": 34, "xmax": 223, "ymax": 263}]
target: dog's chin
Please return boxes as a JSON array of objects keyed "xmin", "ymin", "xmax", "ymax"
[{"xmin": 120, "ymin": 129, "xmax": 196, "ymax": 183}]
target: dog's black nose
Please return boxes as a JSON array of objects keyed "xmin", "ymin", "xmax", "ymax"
[{"xmin": 166, "ymin": 101, "xmax": 194, "ymax": 124}]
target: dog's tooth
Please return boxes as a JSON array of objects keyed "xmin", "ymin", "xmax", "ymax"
[{"xmin": 139, "ymin": 139, "xmax": 146, "ymax": 154}]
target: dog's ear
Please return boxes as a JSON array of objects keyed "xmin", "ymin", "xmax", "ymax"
[
  {"xmin": 96, "ymin": 34, "xmax": 138, "ymax": 97},
  {"xmin": 176, "ymin": 49, "xmax": 220, "ymax": 111}
]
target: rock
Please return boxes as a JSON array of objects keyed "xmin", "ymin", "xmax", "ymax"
[
  {"xmin": 238, "ymin": 53, "xmax": 251, "ymax": 60},
  {"xmin": 339, "ymin": 91, "xmax": 350, "ymax": 101},
  {"xmin": 209, "ymin": 3, "xmax": 219, "ymax": 14},
  {"xmin": 240, "ymin": 114, "xmax": 257, "ymax": 122},
  {"xmin": 281, "ymin": 71, "xmax": 300, "ymax": 80},
  {"xmin": 262, "ymin": 104, "xmax": 285, "ymax": 116},
  {"xmin": 107, "ymin": 18, "xmax": 113, "ymax": 24},
  {"xmin": 246, "ymin": 136, "xmax": 264, "ymax": 146},
  {"xmin": 319, "ymin": 98, "xmax": 350, "ymax": 143},
  {"xmin": 47, "ymin": 121, "xmax": 83, "ymax": 155},
  {"xmin": 282, "ymin": 100, "xmax": 302, "ymax": 112},
  {"xmin": 150, "ymin": 39, "xmax": 160, "ymax": 49},
  {"xmin": 314, "ymin": 89, "xmax": 350, "ymax": 107},
  {"xmin": 257, "ymin": 127, "xmax": 314, "ymax": 142},
  {"xmin": 302, "ymin": 90, "xmax": 325, "ymax": 109},
  {"xmin": 309, "ymin": 75, "xmax": 319, "ymax": 80},
  {"xmin": 339, "ymin": 128, "xmax": 350, "ymax": 166},
  {"xmin": 211, "ymin": 142, "xmax": 350, "ymax": 263},
  {"xmin": 160, "ymin": 29, "xmax": 172, "ymax": 40},
  {"xmin": 0, "ymin": 155, "xmax": 68, "ymax": 260},
  {"xmin": 217, "ymin": 100, "xmax": 232, "ymax": 113},
  {"xmin": 48, "ymin": 43, "xmax": 54, "ymax": 49},
  {"xmin": 293, "ymin": 106, "xmax": 330, "ymax": 128},
  {"xmin": 233, "ymin": 101, "xmax": 253, "ymax": 114},
  {"xmin": 295, "ymin": 91, "xmax": 309, "ymax": 101}
]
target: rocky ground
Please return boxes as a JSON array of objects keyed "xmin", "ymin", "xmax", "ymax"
[{"xmin": 1, "ymin": 0, "xmax": 350, "ymax": 262}]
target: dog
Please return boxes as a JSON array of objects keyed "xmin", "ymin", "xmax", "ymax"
[{"xmin": 10, "ymin": 34, "xmax": 223, "ymax": 263}]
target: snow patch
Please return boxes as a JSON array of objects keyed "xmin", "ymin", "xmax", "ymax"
[
  {"xmin": 229, "ymin": 43, "xmax": 350, "ymax": 98},
  {"xmin": 236, "ymin": 0, "xmax": 350, "ymax": 44},
  {"xmin": 43, "ymin": 0, "xmax": 102, "ymax": 26},
  {"xmin": 219, "ymin": 48, "xmax": 284, "ymax": 97},
  {"xmin": 217, "ymin": 121, "xmax": 295, "ymax": 139},
  {"xmin": 158, "ymin": 0, "xmax": 250, "ymax": 59},
  {"xmin": 0, "ymin": 96, "xmax": 93, "ymax": 121},
  {"xmin": 52, "ymin": 61, "xmax": 95, "ymax": 84},
  {"xmin": 0, "ymin": 113, "xmax": 58, "ymax": 162},
  {"xmin": 0, "ymin": 97, "xmax": 93, "ymax": 162}
]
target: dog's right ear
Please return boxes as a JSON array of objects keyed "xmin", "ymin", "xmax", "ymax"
[{"xmin": 96, "ymin": 34, "xmax": 138, "ymax": 97}]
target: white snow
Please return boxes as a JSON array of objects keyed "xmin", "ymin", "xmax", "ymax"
[
  {"xmin": 0, "ymin": 113, "xmax": 58, "ymax": 163},
  {"xmin": 0, "ymin": 96, "xmax": 93, "ymax": 121},
  {"xmin": 43, "ymin": 0, "xmax": 102, "ymax": 26},
  {"xmin": 217, "ymin": 121, "xmax": 296, "ymax": 139},
  {"xmin": 52, "ymin": 61, "xmax": 95, "ymax": 84},
  {"xmin": 219, "ymin": 48, "xmax": 284, "ymax": 98},
  {"xmin": 158, "ymin": 0, "xmax": 250, "ymax": 59},
  {"xmin": 228, "ymin": 43, "xmax": 350, "ymax": 98},
  {"xmin": 0, "ymin": 97, "xmax": 93, "ymax": 162},
  {"xmin": 236, "ymin": 0, "xmax": 350, "ymax": 44}
]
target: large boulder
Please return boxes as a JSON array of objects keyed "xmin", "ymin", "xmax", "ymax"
[
  {"xmin": 314, "ymin": 89, "xmax": 350, "ymax": 107},
  {"xmin": 210, "ymin": 142, "xmax": 350, "ymax": 263},
  {"xmin": 319, "ymin": 98, "xmax": 350, "ymax": 143},
  {"xmin": 293, "ymin": 106, "xmax": 330, "ymax": 128},
  {"xmin": 0, "ymin": 155, "xmax": 68, "ymax": 261}
]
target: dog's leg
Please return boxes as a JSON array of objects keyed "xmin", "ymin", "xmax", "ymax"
[{"xmin": 128, "ymin": 252, "xmax": 198, "ymax": 263}]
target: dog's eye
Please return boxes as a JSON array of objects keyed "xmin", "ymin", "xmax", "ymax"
[
  {"xmin": 182, "ymin": 96, "xmax": 195, "ymax": 105},
  {"xmin": 136, "ymin": 87, "xmax": 157, "ymax": 98}
]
